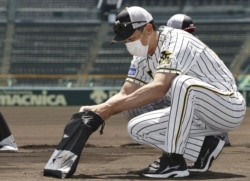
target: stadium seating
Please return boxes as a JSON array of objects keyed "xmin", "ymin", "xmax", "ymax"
[
  {"xmin": 14, "ymin": 0, "xmax": 100, "ymax": 23},
  {"xmin": 9, "ymin": 22, "xmax": 100, "ymax": 86},
  {"xmin": 15, "ymin": 0, "xmax": 97, "ymax": 8},
  {"xmin": 0, "ymin": 23, "xmax": 5, "ymax": 56},
  {"xmin": 91, "ymin": 30, "xmax": 131, "ymax": 74},
  {"xmin": 0, "ymin": 0, "xmax": 7, "ymax": 21},
  {"xmin": 0, "ymin": 0, "xmax": 249, "ymax": 87},
  {"xmin": 0, "ymin": 22, "xmax": 6, "ymax": 77},
  {"xmin": 10, "ymin": 23, "xmax": 100, "ymax": 74}
]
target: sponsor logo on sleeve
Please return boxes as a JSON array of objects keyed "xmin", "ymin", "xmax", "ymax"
[{"xmin": 128, "ymin": 67, "xmax": 137, "ymax": 76}]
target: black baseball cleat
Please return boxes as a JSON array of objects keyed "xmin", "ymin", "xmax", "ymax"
[
  {"xmin": 140, "ymin": 153, "xmax": 189, "ymax": 178},
  {"xmin": 188, "ymin": 136, "xmax": 225, "ymax": 172}
]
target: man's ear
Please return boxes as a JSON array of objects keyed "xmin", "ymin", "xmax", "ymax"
[{"xmin": 145, "ymin": 23, "xmax": 153, "ymax": 34}]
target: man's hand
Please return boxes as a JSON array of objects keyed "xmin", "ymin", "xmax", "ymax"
[{"xmin": 79, "ymin": 103, "xmax": 113, "ymax": 121}]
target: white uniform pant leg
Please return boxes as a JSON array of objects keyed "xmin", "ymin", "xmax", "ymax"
[
  {"xmin": 128, "ymin": 75, "xmax": 246, "ymax": 156},
  {"xmin": 183, "ymin": 136, "xmax": 204, "ymax": 162},
  {"xmin": 167, "ymin": 75, "xmax": 246, "ymax": 154},
  {"xmin": 125, "ymin": 97, "xmax": 204, "ymax": 162},
  {"xmin": 127, "ymin": 108, "xmax": 204, "ymax": 162}
]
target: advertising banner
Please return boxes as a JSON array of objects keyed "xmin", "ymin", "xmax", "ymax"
[
  {"xmin": 0, "ymin": 88, "xmax": 120, "ymax": 106},
  {"xmin": 0, "ymin": 88, "xmax": 249, "ymax": 106}
]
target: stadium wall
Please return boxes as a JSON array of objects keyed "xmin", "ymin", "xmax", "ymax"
[
  {"xmin": 0, "ymin": 87, "xmax": 249, "ymax": 107},
  {"xmin": 0, "ymin": 87, "xmax": 120, "ymax": 106}
]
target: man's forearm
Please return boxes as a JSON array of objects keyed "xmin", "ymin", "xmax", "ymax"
[{"xmin": 106, "ymin": 82, "xmax": 166, "ymax": 116}]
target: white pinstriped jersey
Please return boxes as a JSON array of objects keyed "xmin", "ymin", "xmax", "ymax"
[{"xmin": 126, "ymin": 26, "xmax": 237, "ymax": 93}]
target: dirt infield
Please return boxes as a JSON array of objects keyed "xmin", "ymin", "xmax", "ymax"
[{"xmin": 0, "ymin": 106, "xmax": 249, "ymax": 181}]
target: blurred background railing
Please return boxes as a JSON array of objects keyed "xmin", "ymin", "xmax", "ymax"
[{"xmin": 0, "ymin": 0, "xmax": 250, "ymax": 88}]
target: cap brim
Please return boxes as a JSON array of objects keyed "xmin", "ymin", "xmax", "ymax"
[{"xmin": 111, "ymin": 28, "xmax": 136, "ymax": 43}]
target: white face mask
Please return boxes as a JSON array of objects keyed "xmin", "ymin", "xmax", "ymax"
[{"xmin": 125, "ymin": 29, "xmax": 150, "ymax": 57}]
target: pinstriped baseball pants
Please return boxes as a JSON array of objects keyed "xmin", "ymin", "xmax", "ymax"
[
  {"xmin": 123, "ymin": 96, "xmax": 204, "ymax": 162},
  {"xmin": 127, "ymin": 75, "xmax": 246, "ymax": 157}
]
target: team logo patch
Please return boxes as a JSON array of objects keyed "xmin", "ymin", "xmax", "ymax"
[
  {"xmin": 159, "ymin": 50, "xmax": 172, "ymax": 65},
  {"xmin": 128, "ymin": 67, "xmax": 137, "ymax": 76}
]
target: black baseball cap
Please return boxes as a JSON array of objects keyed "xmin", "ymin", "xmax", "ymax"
[{"xmin": 112, "ymin": 6, "xmax": 153, "ymax": 42}]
